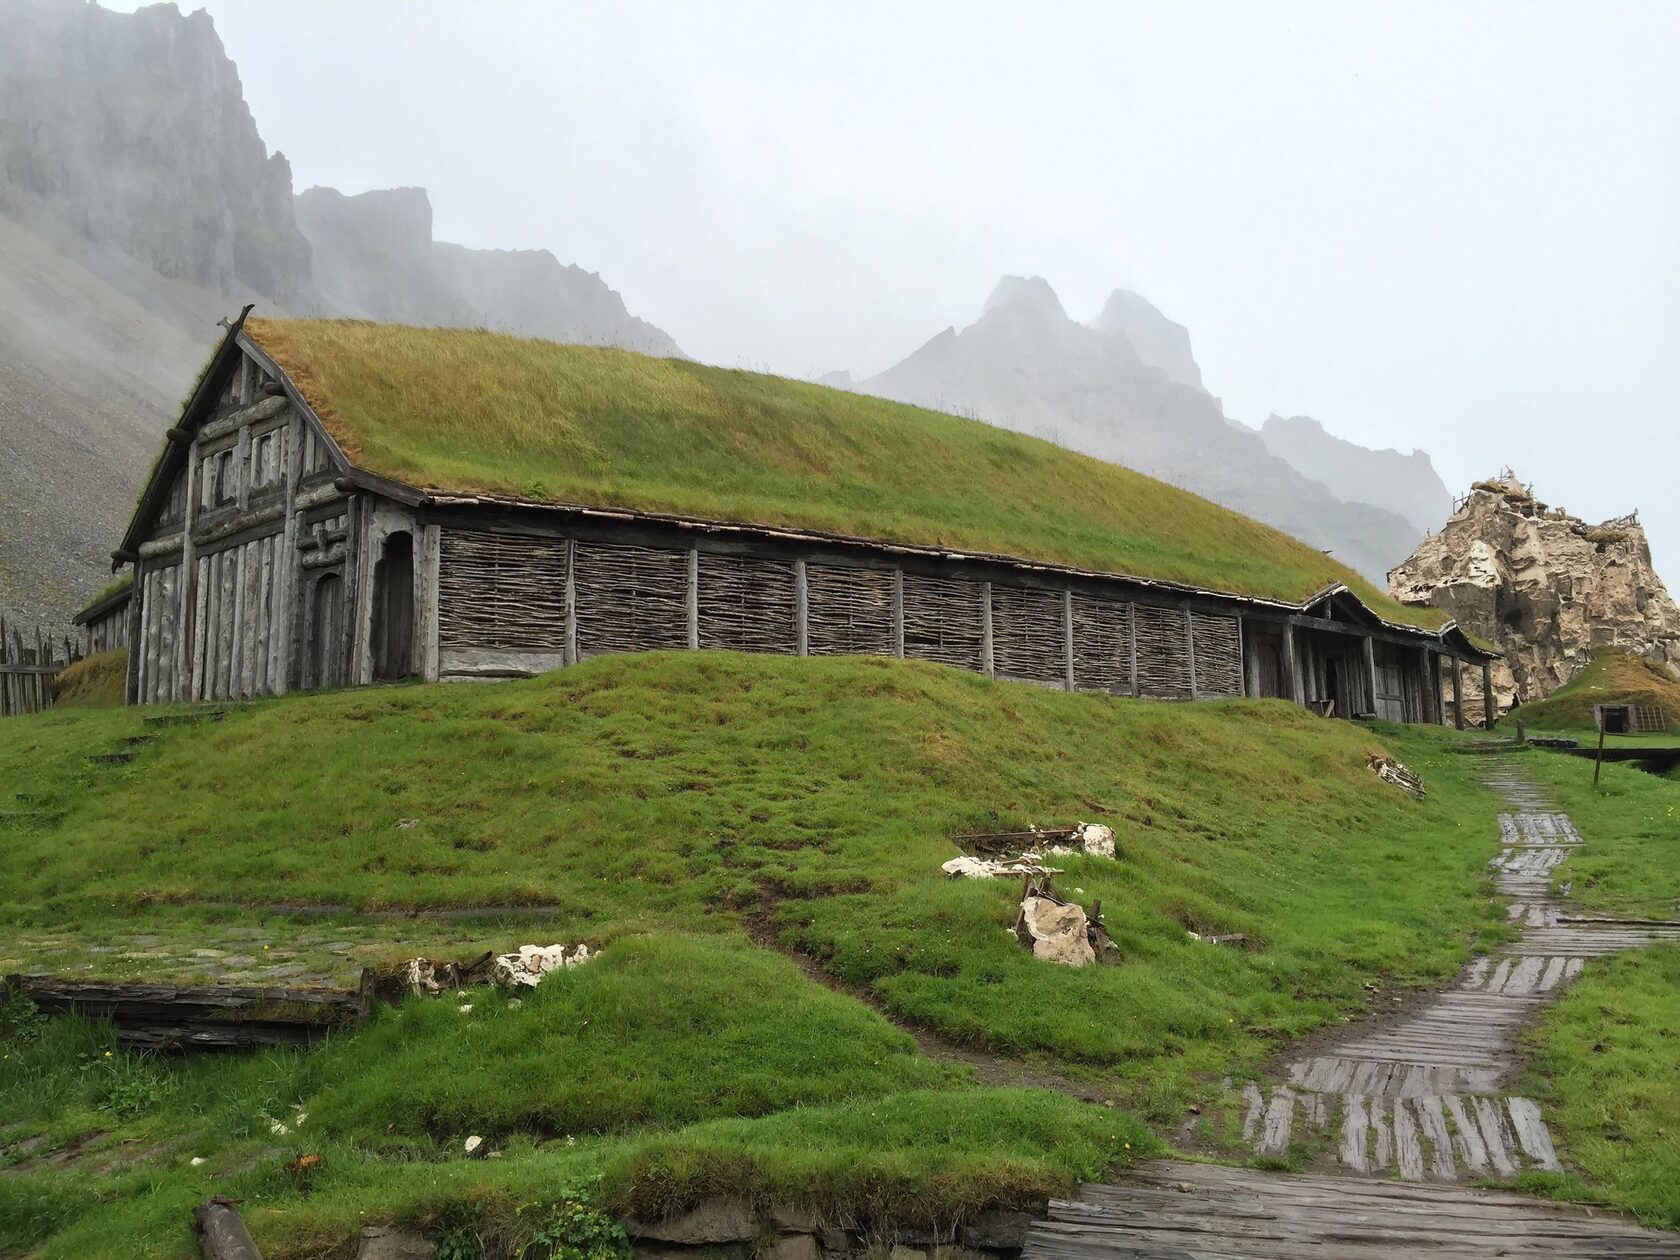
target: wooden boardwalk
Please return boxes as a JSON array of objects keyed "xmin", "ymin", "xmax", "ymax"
[
  {"xmin": 1229, "ymin": 760, "xmax": 1678, "ymax": 1183},
  {"xmin": 1024, "ymin": 757, "xmax": 1680, "ymax": 1256},
  {"xmin": 1024, "ymin": 1161, "xmax": 1680, "ymax": 1258}
]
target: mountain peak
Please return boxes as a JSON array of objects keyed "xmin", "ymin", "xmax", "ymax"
[
  {"xmin": 1089, "ymin": 289, "xmax": 1203, "ymax": 390},
  {"xmin": 982, "ymin": 275, "xmax": 1067, "ymax": 321}
]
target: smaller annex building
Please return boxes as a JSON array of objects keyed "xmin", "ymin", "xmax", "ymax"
[{"xmin": 110, "ymin": 311, "xmax": 1499, "ymax": 725}]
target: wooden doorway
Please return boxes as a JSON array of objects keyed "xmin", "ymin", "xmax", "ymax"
[
  {"xmin": 371, "ymin": 531, "xmax": 415, "ymax": 682},
  {"xmin": 306, "ymin": 572, "xmax": 346, "ymax": 689}
]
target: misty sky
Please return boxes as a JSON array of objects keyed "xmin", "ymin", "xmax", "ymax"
[{"xmin": 115, "ymin": 1, "xmax": 1680, "ymax": 577}]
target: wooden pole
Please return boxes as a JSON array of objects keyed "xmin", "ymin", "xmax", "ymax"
[
  {"xmin": 979, "ymin": 582, "xmax": 994, "ymax": 677},
  {"xmin": 1450, "ymin": 657, "xmax": 1464, "ymax": 730},
  {"xmin": 1061, "ymin": 589, "xmax": 1074, "ymax": 691},
  {"xmin": 1185, "ymin": 609, "xmax": 1199, "ymax": 700},
  {"xmin": 563, "ymin": 538, "xmax": 577, "ymax": 666},
  {"xmin": 1127, "ymin": 602, "xmax": 1140, "ymax": 698},
  {"xmin": 685, "ymin": 547, "xmax": 699, "ymax": 650},
  {"xmin": 1482, "ymin": 661, "xmax": 1496, "ymax": 730},
  {"xmin": 890, "ymin": 569, "xmax": 905, "ymax": 658},
  {"xmin": 194, "ymin": 1200, "xmax": 263, "ymax": 1259},
  {"xmin": 1281, "ymin": 620, "xmax": 1305, "ymax": 706},
  {"xmin": 1594, "ymin": 718, "xmax": 1606, "ymax": 787},
  {"xmin": 794, "ymin": 560, "xmax": 809, "ymax": 657}
]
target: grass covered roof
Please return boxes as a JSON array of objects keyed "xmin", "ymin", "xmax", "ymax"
[{"xmin": 244, "ymin": 317, "xmax": 1444, "ymax": 628}]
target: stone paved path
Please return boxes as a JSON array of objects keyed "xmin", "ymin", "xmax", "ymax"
[{"xmin": 1024, "ymin": 755, "xmax": 1680, "ymax": 1257}]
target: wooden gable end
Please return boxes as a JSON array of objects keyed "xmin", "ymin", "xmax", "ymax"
[{"xmin": 118, "ymin": 310, "xmax": 352, "ymax": 560}]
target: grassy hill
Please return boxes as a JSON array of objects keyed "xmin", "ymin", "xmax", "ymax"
[
  {"xmin": 0, "ymin": 653, "xmax": 1520, "ymax": 1256},
  {"xmin": 246, "ymin": 318, "xmax": 1444, "ymax": 627},
  {"xmin": 1504, "ymin": 650, "xmax": 1680, "ymax": 734}
]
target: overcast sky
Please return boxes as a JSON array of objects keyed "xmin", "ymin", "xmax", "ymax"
[{"xmin": 118, "ymin": 1, "xmax": 1679, "ymax": 578}]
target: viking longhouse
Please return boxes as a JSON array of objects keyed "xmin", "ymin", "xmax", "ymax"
[{"xmin": 110, "ymin": 312, "xmax": 1498, "ymax": 724}]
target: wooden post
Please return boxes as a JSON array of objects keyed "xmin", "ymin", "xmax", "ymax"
[
  {"xmin": 1594, "ymin": 717, "xmax": 1606, "ymax": 786},
  {"xmin": 1127, "ymin": 602, "xmax": 1140, "ymax": 698},
  {"xmin": 979, "ymin": 581, "xmax": 994, "ymax": 676},
  {"xmin": 194, "ymin": 1198, "xmax": 263, "ymax": 1260},
  {"xmin": 686, "ymin": 547, "xmax": 699, "ymax": 650},
  {"xmin": 1361, "ymin": 636, "xmax": 1378, "ymax": 718},
  {"xmin": 124, "ymin": 560, "xmax": 145, "ymax": 705},
  {"xmin": 563, "ymin": 537, "xmax": 578, "ymax": 666},
  {"xmin": 891, "ymin": 569, "xmax": 905, "ymax": 657},
  {"xmin": 1482, "ymin": 660, "xmax": 1496, "ymax": 729},
  {"xmin": 1281, "ymin": 620, "xmax": 1305, "ymax": 706},
  {"xmin": 1430, "ymin": 649, "xmax": 1445, "ymax": 726},
  {"xmin": 1061, "ymin": 589, "xmax": 1074, "ymax": 691},
  {"xmin": 1185, "ymin": 609, "xmax": 1199, "ymax": 700},
  {"xmin": 1450, "ymin": 656, "xmax": 1464, "ymax": 730},
  {"xmin": 1238, "ymin": 615, "xmax": 1255, "ymax": 698},
  {"xmin": 277, "ymin": 404, "xmax": 304, "ymax": 694},
  {"xmin": 794, "ymin": 560, "xmax": 809, "ymax": 657},
  {"xmin": 421, "ymin": 524, "xmax": 443, "ymax": 681}
]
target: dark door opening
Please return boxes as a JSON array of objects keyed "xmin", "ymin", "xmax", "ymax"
[
  {"xmin": 371, "ymin": 531, "xmax": 415, "ymax": 682},
  {"xmin": 1323, "ymin": 659, "xmax": 1341, "ymax": 718}
]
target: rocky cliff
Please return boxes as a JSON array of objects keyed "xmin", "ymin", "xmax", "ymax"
[
  {"xmin": 857, "ymin": 276, "xmax": 1424, "ymax": 584},
  {"xmin": 295, "ymin": 187, "xmax": 682, "ymax": 357},
  {"xmin": 1260, "ymin": 414, "xmax": 1452, "ymax": 537},
  {"xmin": 1389, "ymin": 475, "xmax": 1680, "ymax": 717},
  {"xmin": 294, "ymin": 186, "xmax": 682, "ymax": 357},
  {"xmin": 1088, "ymin": 288, "xmax": 1203, "ymax": 391},
  {"xmin": 0, "ymin": 0, "xmax": 682, "ymax": 625},
  {"xmin": 0, "ymin": 0, "xmax": 313, "ymax": 307}
]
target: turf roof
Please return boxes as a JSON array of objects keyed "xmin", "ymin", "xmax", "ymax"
[{"xmin": 243, "ymin": 317, "xmax": 1447, "ymax": 629}]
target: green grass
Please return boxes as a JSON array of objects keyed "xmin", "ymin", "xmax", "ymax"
[
  {"xmin": 1, "ymin": 654, "xmax": 1505, "ymax": 1080},
  {"xmin": 0, "ymin": 653, "xmax": 1538, "ymax": 1255},
  {"xmin": 0, "ymin": 937, "xmax": 1146, "ymax": 1258},
  {"xmin": 246, "ymin": 318, "xmax": 1442, "ymax": 625},
  {"xmin": 1503, "ymin": 650, "xmax": 1680, "ymax": 735},
  {"xmin": 51, "ymin": 648, "xmax": 128, "ymax": 709},
  {"xmin": 1518, "ymin": 748, "xmax": 1680, "ymax": 919},
  {"xmin": 1518, "ymin": 945, "xmax": 1680, "ymax": 1227}
]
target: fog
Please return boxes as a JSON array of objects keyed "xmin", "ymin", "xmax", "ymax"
[{"xmin": 111, "ymin": 0, "xmax": 1680, "ymax": 574}]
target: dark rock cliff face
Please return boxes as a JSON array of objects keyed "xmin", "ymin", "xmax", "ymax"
[
  {"xmin": 0, "ymin": 0, "xmax": 314, "ymax": 307},
  {"xmin": 294, "ymin": 185, "xmax": 683, "ymax": 357},
  {"xmin": 1261, "ymin": 414, "xmax": 1452, "ymax": 538},
  {"xmin": 857, "ymin": 277, "xmax": 1422, "ymax": 585}
]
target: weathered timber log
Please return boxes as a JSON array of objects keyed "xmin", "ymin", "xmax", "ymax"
[
  {"xmin": 958, "ymin": 827, "xmax": 1080, "ymax": 856},
  {"xmin": 7, "ymin": 975, "xmax": 369, "ymax": 1051},
  {"xmin": 194, "ymin": 1198, "xmax": 263, "ymax": 1260},
  {"xmin": 198, "ymin": 394, "xmax": 288, "ymax": 444}
]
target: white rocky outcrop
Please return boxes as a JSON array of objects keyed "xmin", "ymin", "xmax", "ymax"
[{"xmin": 1389, "ymin": 474, "xmax": 1680, "ymax": 719}]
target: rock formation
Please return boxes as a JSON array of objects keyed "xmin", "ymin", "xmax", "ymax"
[
  {"xmin": 0, "ymin": 0, "xmax": 680, "ymax": 625},
  {"xmin": 1389, "ymin": 474, "xmax": 1680, "ymax": 718},
  {"xmin": 0, "ymin": 0, "xmax": 314, "ymax": 307},
  {"xmin": 1088, "ymin": 288, "xmax": 1204, "ymax": 391},
  {"xmin": 1260, "ymin": 414, "xmax": 1453, "ymax": 537},
  {"xmin": 856, "ymin": 276, "xmax": 1424, "ymax": 584},
  {"xmin": 295, "ymin": 186, "xmax": 683, "ymax": 358}
]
